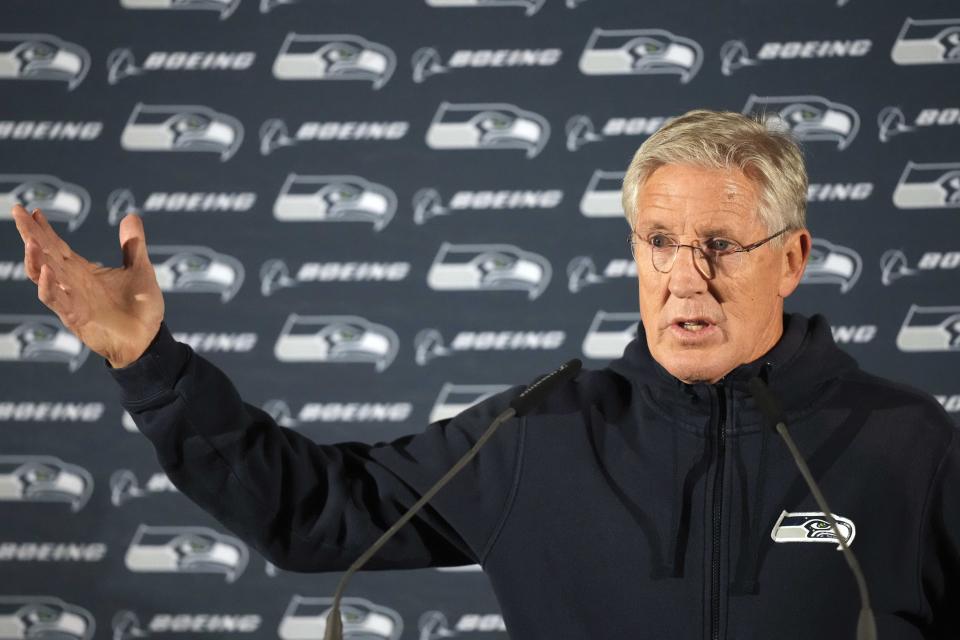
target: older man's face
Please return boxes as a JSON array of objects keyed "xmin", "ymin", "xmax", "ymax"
[{"xmin": 633, "ymin": 163, "xmax": 809, "ymax": 384}]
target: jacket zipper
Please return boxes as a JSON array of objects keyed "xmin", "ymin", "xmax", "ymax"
[{"xmin": 710, "ymin": 384, "xmax": 726, "ymax": 640}]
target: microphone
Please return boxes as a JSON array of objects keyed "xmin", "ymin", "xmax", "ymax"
[
  {"xmin": 747, "ymin": 377, "xmax": 877, "ymax": 640},
  {"xmin": 323, "ymin": 359, "xmax": 583, "ymax": 640}
]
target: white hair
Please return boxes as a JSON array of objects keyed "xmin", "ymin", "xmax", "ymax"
[{"xmin": 621, "ymin": 109, "xmax": 808, "ymax": 247}]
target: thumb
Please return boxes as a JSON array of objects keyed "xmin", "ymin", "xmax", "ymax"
[{"xmin": 118, "ymin": 213, "xmax": 150, "ymax": 269}]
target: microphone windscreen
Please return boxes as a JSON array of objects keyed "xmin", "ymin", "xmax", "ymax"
[{"xmin": 509, "ymin": 359, "xmax": 582, "ymax": 417}]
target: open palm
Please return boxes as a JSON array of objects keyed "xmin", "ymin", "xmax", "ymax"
[{"xmin": 11, "ymin": 203, "xmax": 165, "ymax": 368}]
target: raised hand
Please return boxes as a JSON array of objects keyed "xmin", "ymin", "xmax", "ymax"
[{"xmin": 11, "ymin": 204, "xmax": 165, "ymax": 368}]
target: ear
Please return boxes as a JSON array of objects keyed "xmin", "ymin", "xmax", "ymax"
[{"xmin": 778, "ymin": 229, "xmax": 812, "ymax": 298}]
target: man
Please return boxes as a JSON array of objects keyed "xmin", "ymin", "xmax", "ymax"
[{"xmin": 11, "ymin": 109, "xmax": 958, "ymax": 638}]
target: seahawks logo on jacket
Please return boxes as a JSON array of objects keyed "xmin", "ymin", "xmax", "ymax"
[
  {"xmin": 771, "ymin": 510, "xmax": 856, "ymax": 550},
  {"xmin": 425, "ymin": 102, "xmax": 550, "ymax": 158},
  {"xmin": 891, "ymin": 17, "xmax": 960, "ymax": 65},
  {"xmin": 578, "ymin": 28, "xmax": 703, "ymax": 83},
  {"xmin": 0, "ymin": 596, "xmax": 94, "ymax": 640},
  {"xmin": 742, "ymin": 95, "xmax": 859, "ymax": 150},
  {"xmin": 272, "ymin": 34, "xmax": 396, "ymax": 89}
]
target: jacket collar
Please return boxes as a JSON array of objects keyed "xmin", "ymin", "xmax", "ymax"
[{"xmin": 607, "ymin": 312, "xmax": 859, "ymax": 433}]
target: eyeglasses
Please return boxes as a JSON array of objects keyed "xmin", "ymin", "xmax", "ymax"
[{"xmin": 628, "ymin": 227, "xmax": 788, "ymax": 279}]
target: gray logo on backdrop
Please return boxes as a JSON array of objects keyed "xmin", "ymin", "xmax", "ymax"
[
  {"xmin": 124, "ymin": 525, "xmax": 249, "ymax": 582},
  {"xmin": 0, "ymin": 34, "xmax": 90, "ymax": 90},
  {"xmin": 273, "ymin": 314, "xmax": 399, "ymax": 371},
  {"xmin": 0, "ymin": 596, "xmax": 94, "ymax": 639},
  {"xmin": 579, "ymin": 28, "xmax": 703, "ymax": 83},
  {"xmin": 891, "ymin": 17, "xmax": 960, "ymax": 65},
  {"xmin": 0, "ymin": 174, "xmax": 90, "ymax": 231},
  {"xmin": 893, "ymin": 162, "xmax": 960, "ymax": 209},
  {"xmin": 0, "ymin": 455, "xmax": 93, "ymax": 511},
  {"xmin": 743, "ymin": 95, "xmax": 859, "ymax": 149},
  {"xmin": 121, "ymin": 103, "xmax": 243, "ymax": 161},
  {"xmin": 425, "ymin": 102, "xmax": 550, "ymax": 158},
  {"xmin": 273, "ymin": 33, "xmax": 395, "ymax": 89},
  {"xmin": 0, "ymin": 315, "xmax": 90, "ymax": 371}
]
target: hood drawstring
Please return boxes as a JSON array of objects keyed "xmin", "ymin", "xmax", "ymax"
[{"xmin": 731, "ymin": 361, "xmax": 774, "ymax": 595}]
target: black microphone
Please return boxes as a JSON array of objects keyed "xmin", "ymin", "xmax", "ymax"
[
  {"xmin": 323, "ymin": 359, "xmax": 583, "ymax": 640},
  {"xmin": 747, "ymin": 377, "xmax": 877, "ymax": 640}
]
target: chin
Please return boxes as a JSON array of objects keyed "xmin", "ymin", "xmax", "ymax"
[{"xmin": 656, "ymin": 347, "xmax": 731, "ymax": 385}]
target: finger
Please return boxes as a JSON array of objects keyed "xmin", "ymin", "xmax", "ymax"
[
  {"xmin": 32, "ymin": 208, "xmax": 72, "ymax": 258},
  {"xmin": 23, "ymin": 240, "xmax": 41, "ymax": 283},
  {"xmin": 119, "ymin": 213, "xmax": 150, "ymax": 269},
  {"xmin": 11, "ymin": 203, "xmax": 42, "ymax": 245},
  {"xmin": 37, "ymin": 264, "xmax": 71, "ymax": 318}
]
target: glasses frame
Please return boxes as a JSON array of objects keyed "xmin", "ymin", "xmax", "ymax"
[{"xmin": 629, "ymin": 227, "xmax": 789, "ymax": 280}]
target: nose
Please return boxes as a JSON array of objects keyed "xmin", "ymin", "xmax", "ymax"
[{"xmin": 667, "ymin": 245, "xmax": 709, "ymax": 298}]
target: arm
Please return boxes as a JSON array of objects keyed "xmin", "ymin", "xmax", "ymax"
[
  {"xmin": 106, "ymin": 321, "xmax": 526, "ymax": 573},
  {"xmin": 919, "ymin": 425, "xmax": 960, "ymax": 635}
]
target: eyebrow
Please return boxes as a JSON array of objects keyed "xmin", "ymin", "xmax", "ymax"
[{"xmin": 639, "ymin": 222, "xmax": 740, "ymax": 238}]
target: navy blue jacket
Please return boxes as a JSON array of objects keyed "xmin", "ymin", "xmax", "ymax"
[{"xmin": 106, "ymin": 312, "xmax": 959, "ymax": 639}]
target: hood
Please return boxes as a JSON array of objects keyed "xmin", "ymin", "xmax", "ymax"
[
  {"xmin": 607, "ymin": 312, "xmax": 860, "ymax": 431},
  {"xmin": 603, "ymin": 312, "xmax": 860, "ymax": 593}
]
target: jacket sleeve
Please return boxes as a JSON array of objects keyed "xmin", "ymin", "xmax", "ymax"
[
  {"xmin": 920, "ymin": 423, "xmax": 960, "ymax": 635},
  {"xmin": 105, "ymin": 321, "xmax": 526, "ymax": 573}
]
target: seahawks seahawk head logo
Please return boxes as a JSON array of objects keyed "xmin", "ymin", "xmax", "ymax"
[
  {"xmin": 278, "ymin": 596, "xmax": 403, "ymax": 640},
  {"xmin": 0, "ymin": 34, "xmax": 90, "ymax": 90},
  {"xmin": 893, "ymin": 161, "xmax": 960, "ymax": 209},
  {"xmin": 425, "ymin": 102, "xmax": 550, "ymax": 158},
  {"xmin": 896, "ymin": 304, "xmax": 960, "ymax": 352},
  {"xmin": 273, "ymin": 314, "xmax": 399, "ymax": 371},
  {"xmin": 121, "ymin": 103, "xmax": 244, "ymax": 161},
  {"xmin": 0, "ymin": 596, "xmax": 95, "ymax": 640},
  {"xmin": 273, "ymin": 33, "xmax": 396, "ymax": 89},
  {"xmin": 426, "ymin": 242, "xmax": 552, "ymax": 299},
  {"xmin": 273, "ymin": 174, "xmax": 396, "ymax": 230},
  {"xmin": 891, "ymin": 17, "xmax": 960, "ymax": 65},
  {"xmin": 0, "ymin": 174, "xmax": 90, "ymax": 231},
  {"xmin": 120, "ymin": 0, "xmax": 240, "ymax": 20},
  {"xmin": 801, "ymin": 238, "xmax": 862, "ymax": 293},
  {"xmin": 124, "ymin": 525, "xmax": 249, "ymax": 582},
  {"xmin": 0, "ymin": 315, "xmax": 90, "ymax": 372},
  {"xmin": 743, "ymin": 95, "xmax": 859, "ymax": 150},
  {"xmin": 150, "ymin": 246, "xmax": 245, "ymax": 302},
  {"xmin": 579, "ymin": 28, "xmax": 703, "ymax": 83},
  {"xmin": 581, "ymin": 311, "xmax": 639, "ymax": 360},
  {"xmin": 424, "ymin": 0, "xmax": 545, "ymax": 17},
  {"xmin": 771, "ymin": 510, "xmax": 856, "ymax": 550},
  {"xmin": 0, "ymin": 455, "xmax": 93, "ymax": 511},
  {"xmin": 579, "ymin": 170, "xmax": 624, "ymax": 218}
]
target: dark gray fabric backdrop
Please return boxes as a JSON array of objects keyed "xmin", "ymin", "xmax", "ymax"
[{"xmin": 0, "ymin": 0, "xmax": 957, "ymax": 637}]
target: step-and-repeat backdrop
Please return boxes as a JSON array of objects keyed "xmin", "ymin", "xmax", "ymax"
[{"xmin": 1, "ymin": 0, "xmax": 957, "ymax": 638}]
